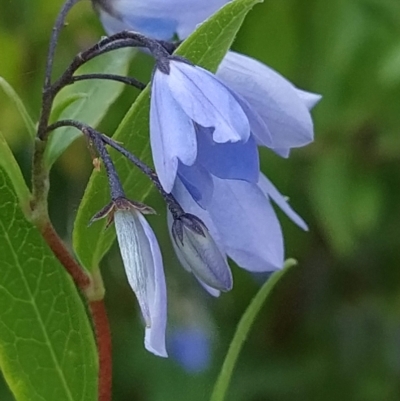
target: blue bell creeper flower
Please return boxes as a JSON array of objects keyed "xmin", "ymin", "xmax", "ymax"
[
  {"xmin": 150, "ymin": 55, "xmax": 315, "ymax": 291},
  {"xmin": 92, "ymin": 1, "xmax": 321, "ymax": 293},
  {"xmin": 150, "ymin": 57, "xmax": 256, "ymax": 195},
  {"xmin": 169, "ymin": 174, "xmax": 308, "ymax": 295}
]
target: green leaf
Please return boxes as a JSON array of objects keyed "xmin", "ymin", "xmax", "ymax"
[
  {"xmin": 45, "ymin": 48, "xmax": 134, "ymax": 168},
  {"xmin": 210, "ymin": 259, "xmax": 297, "ymax": 401},
  {"xmin": 73, "ymin": 0, "xmax": 263, "ymax": 271},
  {"xmin": 175, "ymin": 0, "xmax": 264, "ymax": 71},
  {"xmin": 0, "ymin": 167, "xmax": 98, "ymax": 401},
  {"xmin": 0, "ymin": 77, "xmax": 36, "ymax": 139},
  {"xmin": 50, "ymin": 92, "xmax": 88, "ymax": 123},
  {"xmin": 0, "ymin": 132, "xmax": 31, "ymax": 215}
]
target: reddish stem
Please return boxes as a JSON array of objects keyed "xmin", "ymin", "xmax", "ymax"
[
  {"xmin": 40, "ymin": 220, "xmax": 112, "ymax": 401},
  {"xmin": 90, "ymin": 301, "xmax": 112, "ymax": 401},
  {"xmin": 41, "ymin": 221, "xmax": 91, "ymax": 289}
]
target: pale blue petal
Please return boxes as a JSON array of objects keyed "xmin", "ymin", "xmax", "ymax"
[
  {"xmin": 115, "ymin": 210, "xmax": 153, "ymax": 325},
  {"xmin": 196, "ymin": 279, "xmax": 221, "ymax": 297},
  {"xmin": 196, "ymin": 126, "xmax": 260, "ymax": 183},
  {"xmin": 138, "ymin": 213, "xmax": 168, "ymax": 357},
  {"xmin": 228, "ymin": 90, "xmax": 273, "ymax": 148},
  {"xmin": 177, "ymin": 161, "xmax": 214, "ymax": 208},
  {"xmin": 296, "ymin": 89, "xmax": 322, "ymax": 110},
  {"xmin": 171, "ymin": 179, "xmax": 229, "ymax": 293},
  {"xmin": 150, "ymin": 70, "xmax": 197, "ymax": 192},
  {"xmin": 98, "ymin": 0, "xmax": 230, "ymax": 40},
  {"xmin": 98, "ymin": 9, "xmax": 177, "ymax": 39},
  {"xmin": 167, "ymin": 61, "xmax": 250, "ymax": 143},
  {"xmin": 258, "ymin": 173, "xmax": 308, "ymax": 231},
  {"xmin": 208, "ymin": 177, "xmax": 285, "ymax": 272},
  {"xmin": 217, "ymin": 51, "xmax": 316, "ymax": 149},
  {"xmin": 272, "ymin": 148, "xmax": 291, "ymax": 158},
  {"xmin": 172, "ymin": 179, "xmax": 224, "ymax": 248}
]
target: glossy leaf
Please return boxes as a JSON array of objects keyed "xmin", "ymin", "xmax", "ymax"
[
  {"xmin": 0, "ymin": 77, "xmax": 36, "ymax": 139},
  {"xmin": 50, "ymin": 92, "xmax": 88, "ymax": 124},
  {"xmin": 0, "ymin": 167, "xmax": 98, "ymax": 401},
  {"xmin": 44, "ymin": 48, "xmax": 134, "ymax": 168},
  {"xmin": 73, "ymin": 0, "xmax": 263, "ymax": 271},
  {"xmin": 0, "ymin": 132, "xmax": 31, "ymax": 215},
  {"xmin": 210, "ymin": 259, "xmax": 298, "ymax": 401}
]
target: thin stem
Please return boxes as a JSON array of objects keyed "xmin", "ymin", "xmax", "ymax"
[
  {"xmin": 98, "ymin": 134, "xmax": 184, "ymax": 218},
  {"xmin": 40, "ymin": 221, "xmax": 91, "ymax": 289},
  {"xmin": 89, "ymin": 301, "xmax": 112, "ymax": 401},
  {"xmin": 38, "ymin": 31, "xmax": 175, "ymax": 140},
  {"xmin": 45, "ymin": 119, "xmax": 185, "ymax": 218},
  {"xmin": 71, "ymin": 73, "xmax": 146, "ymax": 90},
  {"xmin": 99, "ymin": 31, "xmax": 171, "ymax": 59},
  {"xmin": 87, "ymin": 130, "xmax": 126, "ymax": 200},
  {"xmin": 44, "ymin": 0, "xmax": 80, "ymax": 89},
  {"xmin": 38, "ymin": 0, "xmax": 80, "ymax": 138}
]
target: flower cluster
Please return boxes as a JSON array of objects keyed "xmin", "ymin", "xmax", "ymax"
[{"xmin": 89, "ymin": 0, "xmax": 320, "ymax": 356}]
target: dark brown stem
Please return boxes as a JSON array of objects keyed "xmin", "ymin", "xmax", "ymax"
[
  {"xmin": 71, "ymin": 73, "xmax": 146, "ymax": 90},
  {"xmin": 37, "ymin": 0, "xmax": 80, "ymax": 139},
  {"xmin": 89, "ymin": 301, "xmax": 112, "ymax": 401}
]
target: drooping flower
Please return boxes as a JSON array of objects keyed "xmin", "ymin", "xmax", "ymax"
[
  {"xmin": 170, "ymin": 174, "xmax": 307, "ymax": 292},
  {"xmin": 92, "ymin": 0, "xmax": 230, "ymax": 40},
  {"xmin": 149, "ymin": 55, "xmax": 318, "ymax": 292},
  {"xmin": 92, "ymin": 1, "xmax": 321, "ymax": 295},
  {"xmin": 92, "ymin": 197, "xmax": 167, "ymax": 357},
  {"xmin": 150, "ymin": 57, "xmax": 254, "ymax": 194}
]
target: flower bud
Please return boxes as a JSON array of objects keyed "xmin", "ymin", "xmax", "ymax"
[{"xmin": 171, "ymin": 213, "xmax": 232, "ymax": 291}]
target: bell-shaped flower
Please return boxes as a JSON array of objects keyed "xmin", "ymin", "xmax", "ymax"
[
  {"xmin": 150, "ymin": 57, "xmax": 251, "ymax": 193},
  {"xmin": 91, "ymin": 197, "xmax": 167, "ymax": 357},
  {"xmin": 216, "ymin": 51, "xmax": 321, "ymax": 157},
  {"xmin": 171, "ymin": 173, "xmax": 306, "ymax": 282},
  {"xmin": 169, "ymin": 212, "xmax": 233, "ymax": 291},
  {"xmin": 92, "ymin": 0, "xmax": 230, "ymax": 40}
]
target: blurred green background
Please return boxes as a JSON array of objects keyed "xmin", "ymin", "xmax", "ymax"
[{"xmin": 1, "ymin": 0, "xmax": 400, "ymax": 400}]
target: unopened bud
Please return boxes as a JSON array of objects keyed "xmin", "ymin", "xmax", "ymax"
[{"xmin": 171, "ymin": 213, "xmax": 232, "ymax": 291}]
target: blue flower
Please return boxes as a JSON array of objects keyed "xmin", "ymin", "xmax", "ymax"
[
  {"xmin": 150, "ymin": 57, "xmax": 253, "ymax": 194},
  {"xmin": 148, "ymin": 55, "xmax": 319, "ymax": 292},
  {"xmin": 171, "ymin": 175, "xmax": 307, "ymax": 296},
  {"xmin": 114, "ymin": 205, "xmax": 167, "ymax": 357},
  {"xmin": 93, "ymin": 0, "xmax": 230, "ymax": 40}
]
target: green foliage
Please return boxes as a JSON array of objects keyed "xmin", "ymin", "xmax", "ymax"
[
  {"xmin": 0, "ymin": 77, "xmax": 36, "ymax": 139},
  {"xmin": 0, "ymin": 168, "xmax": 98, "ymax": 401},
  {"xmin": 1, "ymin": 0, "xmax": 400, "ymax": 400},
  {"xmin": 72, "ymin": 0, "xmax": 263, "ymax": 271},
  {"xmin": 0, "ymin": 132, "xmax": 31, "ymax": 214},
  {"xmin": 45, "ymin": 48, "xmax": 134, "ymax": 168}
]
